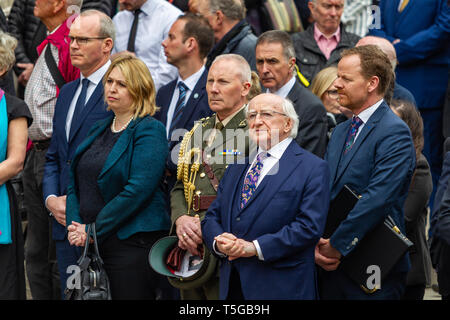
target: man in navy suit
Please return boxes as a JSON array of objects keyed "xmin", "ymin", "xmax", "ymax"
[
  {"xmin": 316, "ymin": 45, "xmax": 416, "ymax": 299},
  {"xmin": 43, "ymin": 10, "xmax": 114, "ymax": 297},
  {"xmin": 255, "ymin": 30, "xmax": 329, "ymax": 158},
  {"xmin": 201, "ymin": 93, "xmax": 330, "ymax": 300},
  {"xmin": 156, "ymin": 13, "xmax": 215, "ymax": 191}
]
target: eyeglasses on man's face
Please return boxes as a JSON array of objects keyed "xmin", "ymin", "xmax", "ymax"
[
  {"xmin": 246, "ymin": 109, "xmax": 288, "ymax": 122},
  {"xmin": 67, "ymin": 35, "xmax": 108, "ymax": 45}
]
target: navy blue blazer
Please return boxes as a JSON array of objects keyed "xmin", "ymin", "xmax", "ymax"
[
  {"xmin": 154, "ymin": 68, "xmax": 213, "ymax": 190},
  {"xmin": 43, "ymin": 78, "xmax": 112, "ymax": 240},
  {"xmin": 325, "ymin": 102, "xmax": 415, "ymax": 272},
  {"xmin": 202, "ymin": 140, "xmax": 330, "ymax": 299},
  {"xmin": 66, "ymin": 115, "xmax": 171, "ymax": 243},
  {"xmin": 155, "ymin": 68, "xmax": 212, "ymax": 148},
  {"xmin": 370, "ymin": 0, "xmax": 449, "ymax": 109}
]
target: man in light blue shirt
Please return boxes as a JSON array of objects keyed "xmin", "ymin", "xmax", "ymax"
[{"xmin": 112, "ymin": 0, "xmax": 181, "ymax": 90}]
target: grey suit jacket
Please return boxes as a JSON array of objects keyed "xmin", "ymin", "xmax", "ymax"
[{"xmin": 287, "ymin": 80, "xmax": 329, "ymax": 158}]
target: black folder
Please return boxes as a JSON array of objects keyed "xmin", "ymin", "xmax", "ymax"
[
  {"xmin": 323, "ymin": 185, "xmax": 360, "ymax": 238},
  {"xmin": 339, "ymin": 216, "xmax": 413, "ymax": 293},
  {"xmin": 323, "ymin": 185, "xmax": 413, "ymax": 293}
]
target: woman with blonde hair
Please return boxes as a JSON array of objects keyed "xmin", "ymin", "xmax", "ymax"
[
  {"xmin": 66, "ymin": 55, "xmax": 171, "ymax": 299},
  {"xmin": 310, "ymin": 66, "xmax": 347, "ymax": 136}
]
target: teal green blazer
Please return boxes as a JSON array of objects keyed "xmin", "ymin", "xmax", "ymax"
[{"xmin": 66, "ymin": 115, "xmax": 171, "ymax": 243}]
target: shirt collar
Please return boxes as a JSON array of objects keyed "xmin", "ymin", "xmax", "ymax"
[
  {"xmin": 80, "ymin": 59, "xmax": 111, "ymax": 86},
  {"xmin": 313, "ymin": 23, "xmax": 341, "ymax": 43},
  {"xmin": 47, "ymin": 23, "xmax": 62, "ymax": 35},
  {"xmin": 266, "ymin": 75, "xmax": 296, "ymax": 98},
  {"xmin": 256, "ymin": 137, "xmax": 293, "ymax": 160},
  {"xmin": 177, "ymin": 65, "xmax": 205, "ymax": 92},
  {"xmin": 215, "ymin": 103, "xmax": 246, "ymax": 128},
  {"xmin": 355, "ymin": 99, "xmax": 384, "ymax": 124},
  {"xmin": 139, "ymin": 0, "xmax": 152, "ymax": 15}
]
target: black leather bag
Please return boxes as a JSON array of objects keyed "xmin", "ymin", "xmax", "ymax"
[{"xmin": 65, "ymin": 223, "xmax": 111, "ymax": 300}]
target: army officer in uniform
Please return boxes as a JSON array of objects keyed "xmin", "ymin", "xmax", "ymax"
[{"xmin": 169, "ymin": 54, "xmax": 257, "ymax": 299}]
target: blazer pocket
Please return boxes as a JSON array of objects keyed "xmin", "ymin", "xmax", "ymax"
[{"xmin": 271, "ymin": 190, "xmax": 298, "ymax": 200}]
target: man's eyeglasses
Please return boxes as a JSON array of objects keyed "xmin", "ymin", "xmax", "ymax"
[
  {"xmin": 246, "ymin": 110, "xmax": 288, "ymax": 122},
  {"xmin": 67, "ymin": 35, "xmax": 108, "ymax": 45},
  {"xmin": 327, "ymin": 90, "xmax": 339, "ymax": 99}
]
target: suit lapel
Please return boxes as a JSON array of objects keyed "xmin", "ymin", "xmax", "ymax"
[
  {"xmin": 159, "ymin": 81, "xmax": 177, "ymax": 126},
  {"xmin": 225, "ymin": 162, "xmax": 250, "ymax": 231},
  {"xmin": 238, "ymin": 141, "xmax": 302, "ymax": 234},
  {"xmin": 174, "ymin": 70, "xmax": 207, "ymax": 130},
  {"xmin": 286, "ymin": 81, "xmax": 300, "ymax": 104},
  {"xmin": 333, "ymin": 103, "xmax": 389, "ymax": 188},
  {"xmin": 60, "ymin": 81, "xmax": 79, "ymax": 143},
  {"xmin": 98, "ymin": 117, "xmax": 143, "ymax": 179},
  {"xmin": 68, "ymin": 82, "xmax": 105, "ymax": 143},
  {"xmin": 328, "ymin": 120, "xmax": 351, "ymax": 186}
]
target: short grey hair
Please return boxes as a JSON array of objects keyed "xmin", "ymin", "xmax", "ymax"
[
  {"xmin": 80, "ymin": 9, "xmax": 115, "ymax": 44},
  {"xmin": 256, "ymin": 30, "xmax": 296, "ymax": 62},
  {"xmin": 212, "ymin": 54, "xmax": 251, "ymax": 83},
  {"xmin": 0, "ymin": 31, "xmax": 18, "ymax": 73},
  {"xmin": 208, "ymin": 0, "xmax": 246, "ymax": 21}
]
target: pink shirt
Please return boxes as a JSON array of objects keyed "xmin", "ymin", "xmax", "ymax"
[{"xmin": 314, "ymin": 24, "xmax": 341, "ymax": 60}]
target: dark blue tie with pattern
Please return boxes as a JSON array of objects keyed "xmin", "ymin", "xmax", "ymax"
[{"xmin": 168, "ymin": 81, "xmax": 188, "ymax": 140}]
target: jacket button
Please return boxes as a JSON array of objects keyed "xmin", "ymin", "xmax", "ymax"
[
  {"xmin": 67, "ymin": 160, "xmax": 71, "ymax": 165},
  {"xmin": 236, "ymin": 217, "xmax": 240, "ymax": 221}
]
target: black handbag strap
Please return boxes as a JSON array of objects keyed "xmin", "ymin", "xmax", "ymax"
[
  {"xmin": 44, "ymin": 44, "xmax": 66, "ymax": 90},
  {"xmin": 80, "ymin": 223, "xmax": 104, "ymax": 265}
]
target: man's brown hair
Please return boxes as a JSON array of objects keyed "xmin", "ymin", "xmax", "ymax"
[
  {"xmin": 341, "ymin": 45, "xmax": 394, "ymax": 97},
  {"xmin": 178, "ymin": 13, "xmax": 214, "ymax": 59}
]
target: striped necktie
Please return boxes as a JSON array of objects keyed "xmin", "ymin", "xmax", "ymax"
[{"xmin": 168, "ymin": 82, "xmax": 188, "ymax": 139}]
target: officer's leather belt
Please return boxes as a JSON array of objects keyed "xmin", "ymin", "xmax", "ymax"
[{"xmin": 192, "ymin": 194, "xmax": 216, "ymax": 211}]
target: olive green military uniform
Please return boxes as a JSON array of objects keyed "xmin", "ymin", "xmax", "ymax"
[{"xmin": 169, "ymin": 107, "xmax": 251, "ymax": 300}]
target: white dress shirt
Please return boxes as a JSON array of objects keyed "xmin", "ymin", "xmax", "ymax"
[
  {"xmin": 353, "ymin": 99, "xmax": 383, "ymax": 141},
  {"xmin": 265, "ymin": 75, "xmax": 296, "ymax": 98},
  {"xmin": 165, "ymin": 66, "xmax": 205, "ymax": 138},
  {"xmin": 65, "ymin": 60, "xmax": 111, "ymax": 141},
  {"xmin": 112, "ymin": 0, "xmax": 181, "ymax": 91}
]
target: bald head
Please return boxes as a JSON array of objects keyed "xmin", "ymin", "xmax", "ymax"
[{"xmin": 356, "ymin": 36, "xmax": 397, "ymax": 70}]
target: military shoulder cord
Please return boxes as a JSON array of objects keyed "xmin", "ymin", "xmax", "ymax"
[{"xmin": 177, "ymin": 121, "xmax": 202, "ymax": 215}]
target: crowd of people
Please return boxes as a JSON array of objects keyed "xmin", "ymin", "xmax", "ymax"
[{"xmin": 0, "ymin": 0, "xmax": 448, "ymax": 301}]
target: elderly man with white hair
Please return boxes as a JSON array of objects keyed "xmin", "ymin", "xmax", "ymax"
[{"xmin": 202, "ymin": 93, "xmax": 330, "ymax": 300}]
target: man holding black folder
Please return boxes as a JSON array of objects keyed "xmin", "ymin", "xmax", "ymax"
[{"xmin": 316, "ymin": 45, "xmax": 416, "ymax": 299}]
